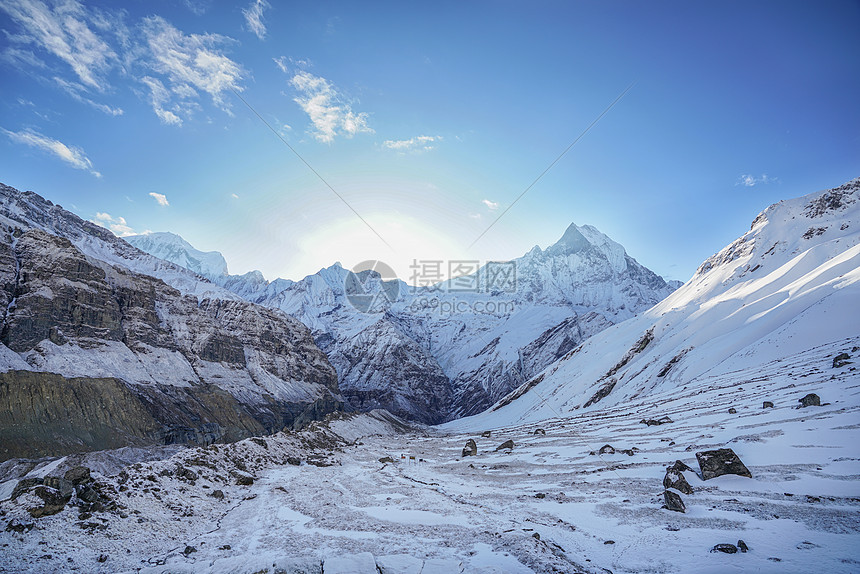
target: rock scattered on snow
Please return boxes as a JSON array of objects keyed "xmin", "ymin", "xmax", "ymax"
[
  {"xmin": 738, "ymin": 539, "xmax": 750, "ymax": 553},
  {"xmin": 495, "ymin": 439, "xmax": 515, "ymax": 451},
  {"xmin": 663, "ymin": 489, "xmax": 686, "ymax": 512},
  {"xmin": 728, "ymin": 407, "xmax": 737, "ymax": 414},
  {"xmin": 533, "ymin": 428, "xmax": 546, "ymax": 435},
  {"xmin": 711, "ymin": 543, "xmax": 739, "ymax": 554},
  {"xmin": 663, "ymin": 461, "xmax": 694, "ymax": 494},
  {"xmin": 832, "ymin": 353, "xmax": 851, "ymax": 368},
  {"xmin": 462, "ymin": 439, "xmax": 477, "ymax": 457},
  {"xmin": 696, "ymin": 448, "xmax": 752, "ymax": 480},
  {"xmin": 640, "ymin": 416, "xmax": 673, "ymax": 426},
  {"xmin": 798, "ymin": 393, "xmax": 821, "ymax": 408},
  {"xmin": 763, "ymin": 401, "xmax": 774, "ymax": 408}
]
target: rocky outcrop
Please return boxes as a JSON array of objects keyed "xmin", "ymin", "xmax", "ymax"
[{"xmin": 696, "ymin": 448, "xmax": 752, "ymax": 480}]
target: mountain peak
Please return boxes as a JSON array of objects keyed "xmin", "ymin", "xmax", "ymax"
[
  {"xmin": 125, "ymin": 231, "xmax": 229, "ymax": 279},
  {"xmin": 545, "ymin": 223, "xmax": 592, "ymax": 256}
]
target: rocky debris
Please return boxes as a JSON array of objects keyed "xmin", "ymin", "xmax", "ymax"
[
  {"xmin": 233, "ymin": 472, "xmax": 255, "ymax": 486},
  {"xmin": 28, "ymin": 485, "xmax": 72, "ymax": 518},
  {"xmin": 711, "ymin": 543, "xmax": 739, "ymax": 554},
  {"xmin": 378, "ymin": 456, "xmax": 395, "ymax": 463},
  {"xmin": 663, "ymin": 489, "xmax": 686, "ymax": 512},
  {"xmin": 5, "ymin": 518, "xmax": 35, "ymax": 533},
  {"xmin": 495, "ymin": 439, "xmax": 515, "ymax": 451},
  {"xmin": 533, "ymin": 428, "xmax": 546, "ymax": 435},
  {"xmin": 64, "ymin": 466, "xmax": 92, "ymax": 486},
  {"xmin": 481, "ymin": 431, "xmax": 492, "ymax": 438},
  {"xmin": 286, "ymin": 457, "xmax": 302, "ymax": 466},
  {"xmin": 763, "ymin": 401, "xmax": 774, "ymax": 408},
  {"xmin": 833, "ymin": 353, "xmax": 851, "ymax": 368},
  {"xmin": 696, "ymin": 448, "xmax": 752, "ymax": 480},
  {"xmin": 462, "ymin": 439, "xmax": 478, "ymax": 457},
  {"xmin": 598, "ymin": 444, "xmax": 616, "ymax": 455},
  {"xmin": 640, "ymin": 416, "xmax": 673, "ymax": 426},
  {"xmin": 798, "ymin": 393, "xmax": 821, "ymax": 408},
  {"xmin": 738, "ymin": 539, "xmax": 750, "ymax": 553},
  {"xmin": 604, "ymin": 540, "xmax": 615, "ymax": 545},
  {"xmin": 532, "ymin": 532, "xmax": 541, "ymax": 540},
  {"xmin": 210, "ymin": 490, "xmax": 224, "ymax": 500},
  {"xmin": 175, "ymin": 466, "xmax": 198, "ymax": 483},
  {"xmin": 97, "ymin": 554, "xmax": 108, "ymax": 563},
  {"xmin": 183, "ymin": 546, "xmax": 197, "ymax": 556},
  {"xmin": 728, "ymin": 407, "xmax": 737, "ymax": 414},
  {"xmin": 534, "ymin": 493, "xmax": 546, "ymax": 499},
  {"xmin": 663, "ymin": 461, "xmax": 694, "ymax": 494}
]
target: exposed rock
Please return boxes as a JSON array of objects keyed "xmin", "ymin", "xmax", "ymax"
[
  {"xmin": 640, "ymin": 416, "xmax": 673, "ymax": 426},
  {"xmin": 663, "ymin": 464, "xmax": 694, "ymax": 495},
  {"xmin": 533, "ymin": 428, "xmax": 546, "ymax": 435},
  {"xmin": 663, "ymin": 489, "xmax": 686, "ymax": 512},
  {"xmin": 738, "ymin": 539, "xmax": 749, "ymax": 553},
  {"xmin": 10, "ymin": 478, "xmax": 42, "ymax": 500},
  {"xmin": 97, "ymin": 554, "xmax": 108, "ymax": 563},
  {"xmin": 763, "ymin": 401, "xmax": 774, "ymax": 408},
  {"xmin": 711, "ymin": 543, "xmax": 738, "ymax": 554},
  {"xmin": 534, "ymin": 493, "xmax": 546, "ymax": 499},
  {"xmin": 462, "ymin": 439, "xmax": 478, "ymax": 457},
  {"xmin": 286, "ymin": 457, "xmax": 301, "ymax": 466},
  {"xmin": 234, "ymin": 473, "xmax": 254, "ymax": 486},
  {"xmin": 728, "ymin": 408, "xmax": 737, "ymax": 414},
  {"xmin": 798, "ymin": 393, "xmax": 820, "ymax": 408},
  {"xmin": 5, "ymin": 519, "xmax": 34, "ymax": 533},
  {"xmin": 495, "ymin": 439, "xmax": 515, "ymax": 451},
  {"xmin": 183, "ymin": 546, "xmax": 196, "ymax": 556},
  {"xmin": 833, "ymin": 353, "xmax": 851, "ymax": 368},
  {"xmin": 696, "ymin": 448, "xmax": 752, "ymax": 480},
  {"xmin": 64, "ymin": 466, "xmax": 92, "ymax": 486},
  {"xmin": 378, "ymin": 456, "xmax": 395, "ymax": 463},
  {"xmin": 598, "ymin": 444, "xmax": 616, "ymax": 455},
  {"xmin": 210, "ymin": 490, "xmax": 224, "ymax": 500},
  {"xmin": 481, "ymin": 431, "xmax": 491, "ymax": 438}
]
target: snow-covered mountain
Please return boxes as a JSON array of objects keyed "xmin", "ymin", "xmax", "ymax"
[
  {"xmin": 128, "ymin": 221, "xmax": 679, "ymax": 423},
  {"xmin": 0, "ymin": 183, "xmax": 342, "ymax": 460},
  {"xmin": 451, "ymin": 177, "xmax": 860, "ymax": 429},
  {"xmin": 126, "ymin": 232, "xmax": 228, "ymax": 280}
]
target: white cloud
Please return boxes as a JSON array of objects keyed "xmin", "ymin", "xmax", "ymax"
[
  {"xmin": 54, "ymin": 76, "xmax": 123, "ymax": 116},
  {"xmin": 273, "ymin": 56, "xmax": 289, "ymax": 73},
  {"xmin": 140, "ymin": 15, "xmax": 245, "ymax": 119},
  {"xmin": 0, "ymin": 0, "xmax": 118, "ymax": 91},
  {"xmin": 149, "ymin": 192, "xmax": 169, "ymax": 206},
  {"xmin": 737, "ymin": 173, "xmax": 778, "ymax": 187},
  {"xmin": 289, "ymin": 70, "xmax": 373, "ymax": 143},
  {"xmin": 482, "ymin": 199, "xmax": 499, "ymax": 211},
  {"xmin": 231, "ymin": 193, "xmax": 239, "ymax": 199},
  {"xmin": 243, "ymin": 0, "xmax": 269, "ymax": 40},
  {"xmin": 469, "ymin": 213, "xmax": 482, "ymax": 220},
  {"xmin": 93, "ymin": 212, "xmax": 134, "ymax": 236},
  {"xmin": 383, "ymin": 135, "xmax": 440, "ymax": 152},
  {"xmin": 2, "ymin": 127, "xmax": 101, "ymax": 177}
]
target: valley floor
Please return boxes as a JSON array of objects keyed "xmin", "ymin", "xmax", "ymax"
[{"xmin": 1, "ymin": 338, "xmax": 859, "ymax": 573}]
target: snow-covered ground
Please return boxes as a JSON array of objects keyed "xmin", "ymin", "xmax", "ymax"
[{"xmin": 2, "ymin": 338, "xmax": 858, "ymax": 573}]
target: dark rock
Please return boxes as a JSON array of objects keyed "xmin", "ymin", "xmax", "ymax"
[
  {"xmin": 696, "ymin": 448, "xmax": 752, "ymax": 480},
  {"xmin": 210, "ymin": 490, "xmax": 224, "ymax": 500},
  {"xmin": 604, "ymin": 540, "xmax": 615, "ymax": 545},
  {"xmin": 641, "ymin": 416, "xmax": 673, "ymax": 426},
  {"xmin": 97, "ymin": 554, "xmax": 108, "ymax": 563},
  {"xmin": 663, "ymin": 489, "xmax": 686, "ymax": 512},
  {"xmin": 618, "ymin": 449, "xmax": 636, "ymax": 456},
  {"xmin": 532, "ymin": 532, "xmax": 540, "ymax": 540},
  {"xmin": 711, "ymin": 543, "xmax": 738, "ymax": 554},
  {"xmin": 64, "ymin": 466, "xmax": 92, "ymax": 486},
  {"xmin": 663, "ymin": 466, "xmax": 694, "ymax": 495},
  {"xmin": 5, "ymin": 519, "xmax": 34, "ymax": 533},
  {"xmin": 43, "ymin": 476, "xmax": 73, "ymax": 499},
  {"xmin": 738, "ymin": 539, "xmax": 749, "ymax": 553},
  {"xmin": 598, "ymin": 444, "xmax": 616, "ymax": 455},
  {"xmin": 462, "ymin": 439, "xmax": 478, "ymax": 457},
  {"xmin": 378, "ymin": 456, "xmax": 395, "ymax": 463},
  {"xmin": 10, "ymin": 478, "xmax": 42, "ymax": 500},
  {"xmin": 219, "ymin": 545, "xmax": 231, "ymax": 550},
  {"xmin": 832, "ymin": 353, "xmax": 851, "ymax": 368},
  {"xmin": 798, "ymin": 393, "xmax": 820, "ymax": 408},
  {"xmin": 286, "ymin": 457, "xmax": 301, "ymax": 466},
  {"xmin": 234, "ymin": 474, "xmax": 254, "ymax": 486},
  {"xmin": 77, "ymin": 485, "xmax": 100, "ymax": 504},
  {"xmin": 496, "ymin": 439, "xmax": 515, "ymax": 451},
  {"xmin": 534, "ymin": 493, "xmax": 546, "ymax": 499},
  {"xmin": 534, "ymin": 428, "xmax": 546, "ymax": 435},
  {"xmin": 763, "ymin": 401, "xmax": 774, "ymax": 409},
  {"xmin": 183, "ymin": 546, "xmax": 196, "ymax": 555},
  {"xmin": 728, "ymin": 408, "xmax": 737, "ymax": 414},
  {"xmin": 667, "ymin": 460, "xmax": 693, "ymax": 473},
  {"xmin": 481, "ymin": 431, "xmax": 491, "ymax": 438},
  {"xmin": 250, "ymin": 437, "xmax": 268, "ymax": 449}
]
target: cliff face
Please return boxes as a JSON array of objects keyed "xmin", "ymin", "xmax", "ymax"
[{"xmin": 0, "ymin": 185, "xmax": 343, "ymax": 461}]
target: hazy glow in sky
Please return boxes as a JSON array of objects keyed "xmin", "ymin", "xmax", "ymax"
[{"xmin": 1, "ymin": 0, "xmax": 858, "ymax": 283}]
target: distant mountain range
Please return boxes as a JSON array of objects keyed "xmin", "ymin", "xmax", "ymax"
[{"xmin": 128, "ymin": 221, "xmax": 680, "ymax": 423}]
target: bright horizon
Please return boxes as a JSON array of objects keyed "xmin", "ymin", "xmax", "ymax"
[{"xmin": 1, "ymin": 1, "xmax": 858, "ymax": 284}]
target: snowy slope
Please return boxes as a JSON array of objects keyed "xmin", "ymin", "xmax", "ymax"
[
  {"xmin": 449, "ymin": 177, "xmax": 860, "ymax": 429},
  {"xmin": 125, "ymin": 232, "xmax": 229, "ymax": 280}
]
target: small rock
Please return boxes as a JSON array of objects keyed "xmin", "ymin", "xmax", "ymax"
[
  {"xmin": 219, "ymin": 544, "xmax": 231, "ymax": 550},
  {"xmin": 763, "ymin": 401, "xmax": 774, "ymax": 409},
  {"xmin": 728, "ymin": 408, "xmax": 737, "ymax": 414},
  {"xmin": 832, "ymin": 353, "xmax": 851, "ymax": 368},
  {"xmin": 663, "ymin": 489, "xmax": 686, "ymax": 512},
  {"xmin": 210, "ymin": 490, "xmax": 224, "ymax": 500},
  {"xmin": 663, "ymin": 466, "xmax": 694, "ymax": 495},
  {"xmin": 495, "ymin": 439, "xmax": 515, "ymax": 451},
  {"xmin": 696, "ymin": 448, "xmax": 752, "ymax": 480},
  {"xmin": 286, "ymin": 457, "xmax": 301, "ymax": 466},
  {"xmin": 534, "ymin": 493, "xmax": 546, "ymax": 499},
  {"xmin": 738, "ymin": 539, "xmax": 749, "ymax": 553},
  {"xmin": 5, "ymin": 519, "xmax": 34, "ymax": 533},
  {"xmin": 462, "ymin": 439, "xmax": 478, "ymax": 457},
  {"xmin": 97, "ymin": 554, "xmax": 108, "ymax": 563},
  {"xmin": 378, "ymin": 456, "xmax": 395, "ymax": 464},
  {"xmin": 604, "ymin": 540, "xmax": 615, "ymax": 544},
  {"xmin": 598, "ymin": 444, "xmax": 616, "ymax": 455},
  {"xmin": 183, "ymin": 545, "xmax": 196, "ymax": 555},
  {"xmin": 532, "ymin": 532, "xmax": 541, "ymax": 540},
  {"xmin": 711, "ymin": 543, "xmax": 738, "ymax": 554},
  {"xmin": 64, "ymin": 467, "xmax": 92, "ymax": 486},
  {"xmin": 533, "ymin": 428, "xmax": 546, "ymax": 435},
  {"xmin": 798, "ymin": 393, "xmax": 820, "ymax": 408},
  {"xmin": 481, "ymin": 430, "xmax": 492, "ymax": 438},
  {"xmin": 234, "ymin": 474, "xmax": 254, "ymax": 486},
  {"xmin": 641, "ymin": 416, "xmax": 673, "ymax": 426}
]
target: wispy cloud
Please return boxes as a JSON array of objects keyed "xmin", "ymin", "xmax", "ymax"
[
  {"xmin": 469, "ymin": 213, "xmax": 482, "ymax": 220},
  {"xmin": 243, "ymin": 0, "xmax": 269, "ymax": 40},
  {"xmin": 140, "ymin": 76, "xmax": 182, "ymax": 126},
  {"xmin": 737, "ymin": 173, "xmax": 778, "ymax": 187},
  {"xmin": 149, "ymin": 192, "xmax": 169, "ymax": 206},
  {"xmin": 482, "ymin": 199, "xmax": 499, "ymax": 211},
  {"xmin": 383, "ymin": 135, "xmax": 440, "ymax": 152},
  {"xmin": 54, "ymin": 76, "xmax": 123, "ymax": 116},
  {"xmin": 93, "ymin": 212, "xmax": 134, "ymax": 236},
  {"xmin": 231, "ymin": 193, "xmax": 239, "ymax": 199},
  {"xmin": 140, "ymin": 15, "xmax": 245, "ymax": 119},
  {"xmin": 0, "ymin": 0, "xmax": 118, "ymax": 91},
  {"xmin": 289, "ymin": 70, "xmax": 373, "ymax": 143},
  {"xmin": 2, "ymin": 127, "xmax": 101, "ymax": 177}
]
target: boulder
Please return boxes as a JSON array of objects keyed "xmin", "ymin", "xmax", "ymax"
[
  {"xmin": 234, "ymin": 473, "xmax": 254, "ymax": 486},
  {"xmin": 763, "ymin": 401, "xmax": 774, "ymax": 409},
  {"xmin": 495, "ymin": 439, "xmax": 515, "ymax": 451},
  {"xmin": 598, "ymin": 444, "xmax": 616, "ymax": 455},
  {"xmin": 738, "ymin": 539, "xmax": 749, "ymax": 553},
  {"xmin": 798, "ymin": 393, "xmax": 820, "ymax": 408},
  {"xmin": 210, "ymin": 490, "xmax": 224, "ymax": 500},
  {"xmin": 462, "ymin": 439, "xmax": 477, "ymax": 457},
  {"xmin": 663, "ymin": 489, "xmax": 686, "ymax": 512},
  {"xmin": 481, "ymin": 430, "xmax": 491, "ymax": 438},
  {"xmin": 378, "ymin": 456, "xmax": 395, "ymax": 464},
  {"xmin": 42, "ymin": 477, "xmax": 73, "ymax": 499},
  {"xmin": 663, "ymin": 466, "xmax": 694, "ymax": 495},
  {"xmin": 533, "ymin": 428, "xmax": 546, "ymax": 435},
  {"xmin": 10, "ymin": 478, "xmax": 43, "ymax": 501},
  {"xmin": 728, "ymin": 408, "xmax": 737, "ymax": 414},
  {"xmin": 696, "ymin": 448, "xmax": 752, "ymax": 480},
  {"xmin": 711, "ymin": 543, "xmax": 738, "ymax": 554},
  {"xmin": 832, "ymin": 353, "xmax": 851, "ymax": 368},
  {"xmin": 641, "ymin": 416, "xmax": 673, "ymax": 426},
  {"xmin": 63, "ymin": 466, "xmax": 92, "ymax": 486}
]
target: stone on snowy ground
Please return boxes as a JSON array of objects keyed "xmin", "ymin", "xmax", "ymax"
[
  {"xmin": 286, "ymin": 457, "xmax": 301, "ymax": 466},
  {"xmin": 5, "ymin": 519, "xmax": 34, "ymax": 533},
  {"xmin": 481, "ymin": 430, "xmax": 491, "ymax": 438},
  {"xmin": 711, "ymin": 543, "xmax": 738, "ymax": 554},
  {"xmin": 598, "ymin": 444, "xmax": 616, "ymax": 455},
  {"xmin": 663, "ymin": 489, "xmax": 686, "ymax": 512},
  {"xmin": 378, "ymin": 456, "xmax": 395, "ymax": 463},
  {"xmin": 534, "ymin": 428, "xmax": 546, "ymax": 435},
  {"xmin": 10, "ymin": 478, "xmax": 42, "ymax": 500},
  {"xmin": 728, "ymin": 407, "xmax": 737, "ymax": 414},
  {"xmin": 495, "ymin": 439, "xmax": 515, "ymax": 451},
  {"xmin": 42, "ymin": 476, "xmax": 73, "ymax": 499},
  {"xmin": 832, "ymin": 352, "xmax": 851, "ymax": 368},
  {"xmin": 183, "ymin": 546, "xmax": 196, "ymax": 555},
  {"xmin": 763, "ymin": 401, "xmax": 774, "ymax": 408},
  {"xmin": 64, "ymin": 466, "xmax": 92, "ymax": 486},
  {"xmin": 641, "ymin": 415, "xmax": 673, "ymax": 426},
  {"xmin": 462, "ymin": 439, "xmax": 477, "ymax": 457},
  {"xmin": 738, "ymin": 539, "xmax": 750, "ymax": 552},
  {"xmin": 97, "ymin": 554, "xmax": 108, "ymax": 563},
  {"xmin": 323, "ymin": 552, "xmax": 378, "ymax": 573},
  {"xmin": 210, "ymin": 490, "xmax": 224, "ymax": 500},
  {"xmin": 27, "ymin": 484, "xmax": 73, "ymax": 518},
  {"xmin": 798, "ymin": 393, "xmax": 820, "ymax": 408},
  {"xmin": 696, "ymin": 448, "xmax": 752, "ymax": 479},
  {"xmin": 234, "ymin": 472, "xmax": 254, "ymax": 486},
  {"xmin": 663, "ymin": 466, "xmax": 694, "ymax": 494}
]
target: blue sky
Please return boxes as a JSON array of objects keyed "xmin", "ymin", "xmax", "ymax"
[{"xmin": 1, "ymin": 0, "xmax": 858, "ymax": 284}]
